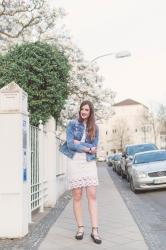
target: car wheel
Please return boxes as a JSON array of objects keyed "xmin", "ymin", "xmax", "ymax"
[
  {"xmin": 121, "ymin": 169, "xmax": 125, "ymax": 179},
  {"xmin": 126, "ymin": 173, "xmax": 130, "ymax": 182},
  {"xmin": 130, "ymin": 178, "xmax": 139, "ymax": 194},
  {"xmin": 117, "ymin": 170, "xmax": 121, "ymax": 176},
  {"xmin": 117, "ymin": 166, "xmax": 121, "ymax": 175}
]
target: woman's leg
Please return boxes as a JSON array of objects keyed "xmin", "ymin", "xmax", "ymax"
[
  {"xmin": 72, "ymin": 187, "xmax": 84, "ymax": 230},
  {"xmin": 86, "ymin": 186, "xmax": 98, "ymax": 228},
  {"xmin": 86, "ymin": 186, "xmax": 101, "ymax": 243}
]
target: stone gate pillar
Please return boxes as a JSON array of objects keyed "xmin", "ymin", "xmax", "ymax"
[{"xmin": 0, "ymin": 82, "xmax": 30, "ymax": 238}]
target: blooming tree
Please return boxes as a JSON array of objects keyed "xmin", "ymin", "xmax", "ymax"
[
  {"xmin": 0, "ymin": 0, "xmax": 63, "ymax": 51},
  {"xmin": 56, "ymin": 38, "xmax": 115, "ymax": 129},
  {"xmin": 0, "ymin": 0, "xmax": 116, "ymax": 129}
]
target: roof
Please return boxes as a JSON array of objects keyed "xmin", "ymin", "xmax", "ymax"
[{"xmin": 113, "ymin": 99, "xmax": 144, "ymax": 107}]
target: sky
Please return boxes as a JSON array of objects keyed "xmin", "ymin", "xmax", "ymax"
[{"xmin": 51, "ymin": 0, "xmax": 166, "ymax": 107}]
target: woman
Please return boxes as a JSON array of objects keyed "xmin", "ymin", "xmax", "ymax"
[{"xmin": 60, "ymin": 100, "xmax": 102, "ymax": 244}]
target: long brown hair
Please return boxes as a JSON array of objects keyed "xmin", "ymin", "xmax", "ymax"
[{"xmin": 79, "ymin": 100, "xmax": 96, "ymax": 140}]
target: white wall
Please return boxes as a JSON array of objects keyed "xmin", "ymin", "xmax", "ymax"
[{"xmin": 0, "ymin": 82, "xmax": 29, "ymax": 238}]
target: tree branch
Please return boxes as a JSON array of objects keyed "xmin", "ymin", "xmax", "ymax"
[{"xmin": 0, "ymin": 15, "xmax": 41, "ymax": 38}]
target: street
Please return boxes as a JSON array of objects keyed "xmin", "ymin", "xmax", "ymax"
[{"xmin": 106, "ymin": 163, "xmax": 166, "ymax": 250}]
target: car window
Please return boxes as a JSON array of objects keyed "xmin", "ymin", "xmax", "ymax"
[
  {"xmin": 114, "ymin": 154, "xmax": 121, "ymax": 161},
  {"xmin": 126, "ymin": 144, "xmax": 157, "ymax": 156},
  {"xmin": 134, "ymin": 151, "xmax": 166, "ymax": 164}
]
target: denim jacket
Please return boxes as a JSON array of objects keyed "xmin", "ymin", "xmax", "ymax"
[{"xmin": 60, "ymin": 119, "xmax": 99, "ymax": 161}]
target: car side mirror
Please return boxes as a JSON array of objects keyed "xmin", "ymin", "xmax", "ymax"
[{"xmin": 128, "ymin": 156, "xmax": 133, "ymax": 161}]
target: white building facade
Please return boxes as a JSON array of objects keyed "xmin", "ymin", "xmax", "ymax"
[{"xmin": 97, "ymin": 99, "xmax": 163, "ymax": 158}]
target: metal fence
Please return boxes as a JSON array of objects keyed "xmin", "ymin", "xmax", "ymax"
[
  {"xmin": 30, "ymin": 122, "xmax": 67, "ymax": 213},
  {"xmin": 30, "ymin": 125, "xmax": 40, "ymax": 211},
  {"xmin": 30, "ymin": 125, "xmax": 48, "ymax": 212}
]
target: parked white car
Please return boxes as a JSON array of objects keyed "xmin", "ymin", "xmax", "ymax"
[{"xmin": 128, "ymin": 150, "xmax": 166, "ymax": 193}]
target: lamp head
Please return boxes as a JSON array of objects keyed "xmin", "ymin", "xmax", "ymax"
[{"xmin": 115, "ymin": 50, "xmax": 131, "ymax": 58}]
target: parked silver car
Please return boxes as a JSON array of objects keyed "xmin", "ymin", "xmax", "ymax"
[
  {"xmin": 112, "ymin": 153, "xmax": 122, "ymax": 174},
  {"xmin": 107, "ymin": 154, "xmax": 115, "ymax": 166},
  {"xmin": 128, "ymin": 150, "xmax": 166, "ymax": 193},
  {"xmin": 120, "ymin": 143, "xmax": 158, "ymax": 180}
]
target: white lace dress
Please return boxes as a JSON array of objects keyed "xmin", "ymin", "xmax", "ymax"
[{"xmin": 67, "ymin": 126, "xmax": 99, "ymax": 190}]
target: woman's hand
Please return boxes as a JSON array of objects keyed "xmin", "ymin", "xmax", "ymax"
[
  {"xmin": 73, "ymin": 140, "xmax": 97, "ymax": 154},
  {"xmin": 91, "ymin": 147, "xmax": 97, "ymax": 154},
  {"xmin": 74, "ymin": 140, "xmax": 80, "ymax": 144},
  {"xmin": 85, "ymin": 147, "xmax": 97, "ymax": 154}
]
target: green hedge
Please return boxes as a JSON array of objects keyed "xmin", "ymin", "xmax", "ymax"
[{"xmin": 0, "ymin": 42, "xmax": 71, "ymax": 125}]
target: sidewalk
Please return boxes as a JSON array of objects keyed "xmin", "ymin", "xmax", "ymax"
[{"xmin": 38, "ymin": 166, "xmax": 148, "ymax": 250}]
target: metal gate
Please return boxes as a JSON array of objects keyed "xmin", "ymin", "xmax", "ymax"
[{"xmin": 30, "ymin": 125, "xmax": 40, "ymax": 211}]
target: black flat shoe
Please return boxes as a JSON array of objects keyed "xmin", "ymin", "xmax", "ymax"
[
  {"xmin": 91, "ymin": 227, "xmax": 102, "ymax": 244},
  {"xmin": 75, "ymin": 226, "xmax": 84, "ymax": 240}
]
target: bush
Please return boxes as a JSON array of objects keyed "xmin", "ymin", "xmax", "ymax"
[{"xmin": 0, "ymin": 42, "xmax": 71, "ymax": 125}]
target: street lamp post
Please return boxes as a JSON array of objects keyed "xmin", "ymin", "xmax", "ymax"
[
  {"xmin": 90, "ymin": 50, "xmax": 131, "ymax": 63},
  {"xmin": 90, "ymin": 50, "xmax": 131, "ymax": 157}
]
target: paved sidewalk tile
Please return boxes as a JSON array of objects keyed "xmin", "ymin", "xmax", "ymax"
[{"xmin": 39, "ymin": 166, "xmax": 148, "ymax": 250}]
